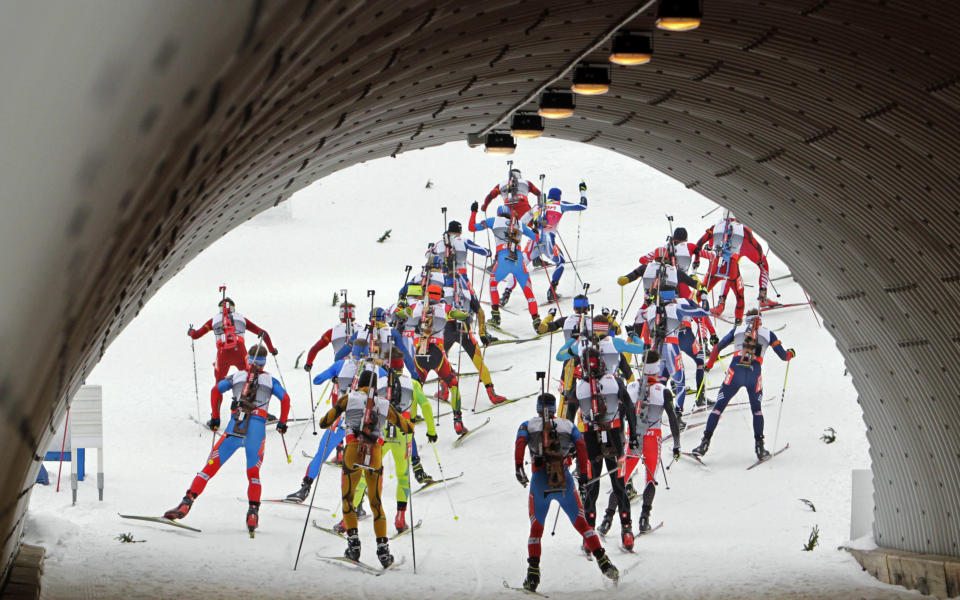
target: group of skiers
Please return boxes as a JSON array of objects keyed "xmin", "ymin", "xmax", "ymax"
[{"xmin": 157, "ymin": 163, "xmax": 796, "ymax": 591}]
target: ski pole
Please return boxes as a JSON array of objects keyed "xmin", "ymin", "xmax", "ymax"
[
  {"xmin": 294, "ymin": 424, "xmax": 335, "ymax": 570},
  {"xmin": 291, "ymin": 381, "xmax": 331, "ymax": 455},
  {"xmin": 701, "ymin": 205, "xmax": 721, "ymax": 219},
  {"xmin": 622, "ymin": 278, "xmax": 642, "ymax": 319},
  {"xmin": 189, "ymin": 325, "xmax": 202, "ymax": 437},
  {"xmin": 406, "ymin": 434, "xmax": 418, "ymax": 574},
  {"xmin": 772, "ymin": 361, "xmax": 792, "ymax": 451},
  {"xmin": 549, "ymin": 505, "xmax": 561, "ymax": 536},
  {"xmin": 281, "ymin": 432, "xmax": 292, "ymax": 463},
  {"xmin": 659, "ymin": 457, "xmax": 670, "ymax": 490},
  {"xmin": 802, "ymin": 288, "xmax": 821, "ymax": 328},
  {"xmin": 307, "ymin": 369, "xmax": 317, "ymax": 436},
  {"xmin": 430, "ymin": 441, "xmax": 459, "ymax": 520},
  {"xmin": 553, "ymin": 230, "xmax": 585, "ymax": 287}
]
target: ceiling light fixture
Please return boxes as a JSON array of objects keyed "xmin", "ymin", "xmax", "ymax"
[
  {"xmin": 656, "ymin": 0, "xmax": 702, "ymax": 31},
  {"xmin": 484, "ymin": 132, "xmax": 517, "ymax": 155},
  {"xmin": 571, "ymin": 64, "xmax": 611, "ymax": 95},
  {"xmin": 538, "ymin": 90, "xmax": 576, "ymax": 119},
  {"xmin": 510, "ymin": 113, "xmax": 545, "ymax": 138},
  {"xmin": 609, "ymin": 31, "xmax": 653, "ymax": 65}
]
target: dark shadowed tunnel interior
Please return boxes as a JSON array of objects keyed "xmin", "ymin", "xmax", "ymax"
[{"xmin": 1, "ymin": 0, "xmax": 959, "ymax": 594}]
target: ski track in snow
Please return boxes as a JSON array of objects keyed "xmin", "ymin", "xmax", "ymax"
[{"xmin": 25, "ymin": 139, "xmax": 928, "ymax": 599}]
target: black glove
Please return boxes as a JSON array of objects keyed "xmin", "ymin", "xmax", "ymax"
[
  {"xmin": 692, "ymin": 259, "xmax": 700, "ymax": 271},
  {"xmin": 304, "ymin": 363, "xmax": 312, "ymax": 372},
  {"xmin": 578, "ymin": 181, "xmax": 587, "ymax": 192},
  {"xmin": 206, "ymin": 418, "xmax": 220, "ymax": 431},
  {"xmin": 630, "ymin": 436, "xmax": 640, "ymax": 452},
  {"xmin": 480, "ymin": 334, "xmax": 496, "ymax": 346},
  {"xmin": 548, "ymin": 307, "xmax": 556, "ymax": 316},
  {"xmin": 270, "ymin": 347, "xmax": 279, "ymax": 356},
  {"xmin": 710, "ymin": 334, "xmax": 719, "ymax": 345},
  {"xmin": 470, "ymin": 201, "xmax": 479, "ymax": 213},
  {"xmin": 515, "ymin": 464, "xmax": 529, "ymax": 488},
  {"xmin": 276, "ymin": 422, "xmax": 288, "ymax": 434},
  {"xmin": 577, "ymin": 473, "xmax": 589, "ymax": 498},
  {"xmin": 673, "ymin": 446, "xmax": 681, "ymax": 461},
  {"xmin": 427, "ymin": 432, "xmax": 438, "ymax": 443}
]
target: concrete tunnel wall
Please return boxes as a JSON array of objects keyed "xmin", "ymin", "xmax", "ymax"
[{"xmin": 2, "ymin": 0, "xmax": 959, "ymax": 580}]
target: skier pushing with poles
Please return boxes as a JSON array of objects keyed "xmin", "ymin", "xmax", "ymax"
[
  {"xmin": 188, "ymin": 291, "xmax": 278, "ymax": 390},
  {"xmin": 469, "ymin": 202, "xmax": 542, "ymax": 332},
  {"xmin": 692, "ymin": 308, "xmax": 796, "ymax": 461},
  {"xmin": 514, "ymin": 388, "xmax": 619, "ymax": 593},
  {"xmin": 163, "ymin": 344, "xmax": 290, "ymax": 536},
  {"xmin": 693, "ymin": 213, "xmax": 775, "ymax": 308},
  {"xmin": 317, "ymin": 369, "xmax": 414, "ymax": 567},
  {"xmin": 480, "ymin": 165, "xmax": 541, "ymax": 225},
  {"xmin": 302, "ymin": 300, "xmax": 359, "ymax": 372}
]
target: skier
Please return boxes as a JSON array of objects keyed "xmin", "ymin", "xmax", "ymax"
[
  {"xmin": 564, "ymin": 346, "xmax": 640, "ymax": 550},
  {"xmin": 468, "ymin": 202, "xmax": 542, "ymax": 332},
  {"xmin": 427, "ymin": 219, "xmax": 491, "ymax": 292},
  {"xmin": 599, "ymin": 350, "xmax": 681, "ymax": 535},
  {"xmin": 479, "ymin": 166, "xmax": 541, "ymax": 225},
  {"xmin": 692, "ymin": 309, "xmax": 796, "ymax": 460},
  {"xmin": 514, "ymin": 392, "xmax": 619, "ymax": 592},
  {"xmin": 693, "ymin": 214, "xmax": 773, "ymax": 318},
  {"xmin": 629, "ymin": 227, "xmax": 715, "ymax": 300},
  {"xmin": 317, "ymin": 369, "xmax": 414, "ymax": 567},
  {"xmin": 509, "ymin": 184, "xmax": 587, "ymax": 303},
  {"xmin": 164, "ymin": 345, "xmax": 290, "ymax": 535},
  {"xmin": 537, "ymin": 294, "xmax": 591, "ymax": 417},
  {"xmin": 188, "ymin": 296, "xmax": 278, "ymax": 388},
  {"xmin": 302, "ymin": 301, "xmax": 358, "ymax": 372}
]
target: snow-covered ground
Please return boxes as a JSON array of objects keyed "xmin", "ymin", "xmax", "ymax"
[{"xmin": 24, "ymin": 139, "xmax": 930, "ymax": 599}]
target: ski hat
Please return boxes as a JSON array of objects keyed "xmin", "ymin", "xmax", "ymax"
[
  {"xmin": 536, "ymin": 393, "xmax": 557, "ymax": 416},
  {"xmin": 659, "ymin": 289, "xmax": 676, "ymax": 302},
  {"xmin": 247, "ymin": 344, "xmax": 268, "ymax": 368},
  {"xmin": 673, "ymin": 227, "xmax": 688, "ymax": 242},
  {"xmin": 591, "ymin": 314, "xmax": 611, "ymax": 336},
  {"xmin": 339, "ymin": 302, "xmax": 356, "ymax": 323},
  {"xmin": 744, "ymin": 308, "xmax": 761, "ymax": 326},
  {"xmin": 219, "ymin": 297, "xmax": 235, "ymax": 310},
  {"xmin": 547, "ymin": 187, "xmax": 562, "ymax": 201},
  {"xmin": 642, "ymin": 350, "xmax": 661, "ymax": 378},
  {"xmin": 572, "ymin": 294, "xmax": 590, "ymax": 314},
  {"xmin": 510, "ymin": 168, "xmax": 522, "ymax": 179},
  {"xmin": 370, "ymin": 307, "xmax": 387, "ymax": 325},
  {"xmin": 581, "ymin": 347, "xmax": 604, "ymax": 378},
  {"xmin": 351, "ymin": 339, "xmax": 370, "ymax": 359},
  {"xmin": 497, "ymin": 205, "xmax": 511, "ymax": 217},
  {"xmin": 427, "ymin": 284, "xmax": 444, "ymax": 302},
  {"xmin": 357, "ymin": 369, "xmax": 377, "ymax": 390},
  {"xmin": 406, "ymin": 284, "xmax": 424, "ymax": 298},
  {"xmin": 448, "ymin": 220, "xmax": 462, "ymax": 234}
]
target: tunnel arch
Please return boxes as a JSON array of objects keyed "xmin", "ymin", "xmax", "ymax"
[{"xmin": 2, "ymin": 0, "xmax": 959, "ymax": 579}]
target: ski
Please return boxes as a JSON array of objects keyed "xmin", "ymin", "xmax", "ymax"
[
  {"xmin": 486, "ymin": 330, "xmax": 560, "ymax": 346},
  {"xmin": 540, "ymin": 288, "xmax": 601, "ymax": 305},
  {"xmin": 474, "ymin": 391, "xmax": 539, "ymax": 414},
  {"xmin": 502, "ymin": 580, "xmax": 550, "ymax": 598},
  {"xmin": 479, "ymin": 299, "xmax": 520, "ymax": 316},
  {"xmin": 486, "ymin": 322, "xmax": 521, "ymax": 338},
  {"xmin": 637, "ymin": 521, "xmax": 664, "ymax": 535},
  {"xmin": 118, "ymin": 513, "xmax": 201, "ymax": 533},
  {"xmin": 454, "ymin": 417, "xmax": 492, "ymax": 447},
  {"xmin": 680, "ymin": 452, "xmax": 709, "ymax": 467},
  {"xmin": 413, "ymin": 410, "xmax": 450, "ymax": 423},
  {"xmin": 317, "ymin": 554, "xmax": 405, "ymax": 576},
  {"xmin": 746, "ymin": 443, "xmax": 790, "ymax": 470},
  {"xmin": 413, "ymin": 472, "xmax": 464, "ymax": 494},
  {"xmin": 770, "ymin": 273, "xmax": 793, "ymax": 282},
  {"xmin": 425, "ymin": 365, "xmax": 513, "ymax": 383},
  {"xmin": 312, "ymin": 520, "xmax": 346, "ymax": 539},
  {"xmin": 760, "ymin": 302, "xmax": 809, "ymax": 313},
  {"xmin": 242, "ymin": 498, "xmax": 329, "ymax": 511},
  {"xmin": 390, "ymin": 519, "xmax": 422, "ymax": 539}
]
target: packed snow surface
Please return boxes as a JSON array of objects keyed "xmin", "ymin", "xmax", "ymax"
[{"xmin": 25, "ymin": 139, "xmax": 929, "ymax": 599}]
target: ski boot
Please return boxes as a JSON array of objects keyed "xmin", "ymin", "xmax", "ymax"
[
  {"xmin": 625, "ymin": 479, "xmax": 638, "ymax": 501},
  {"xmin": 376, "ymin": 537, "xmax": 395, "ymax": 568},
  {"xmin": 479, "ymin": 333, "xmax": 498, "ymax": 346},
  {"xmin": 411, "ymin": 456, "xmax": 434, "ymax": 484},
  {"xmin": 594, "ymin": 549, "xmax": 619, "ymax": 582},
  {"xmin": 597, "ymin": 510, "xmax": 614, "ymax": 536},
  {"xmin": 286, "ymin": 476, "xmax": 313, "ymax": 503},
  {"xmin": 453, "ymin": 411, "xmax": 468, "ymax": 436},
  {"xmin": 755, "ymin": 435, "xmax": 771, "ymax": 461},
  {"xmin": 620, "ymin": 514, "xmax": 634, "ymax": 550},
  {"xmin": 500, "ymin": 287, "xmax": 513, "ymax": 307},
  {"xmin": 758, "ymin": 288, "xmax": 778, "ymax": 308},
  {"xmin": 436, "ymin": 381, "xmax": 450, "ymax": 401},
  {"xmin": 676, "ymin": 411, "xmax": 687, "ymax": 432},
  {"xmin": 638, "ymin": 506, "xmax": 652, "ymax": 533},
  {"xmin": 546, "ymin": 286, "xmax": 557, "ymax": 303},
  {"xmin": 333, "ymin": 519, "xmax": 347, "ymax": 535},
  {"xmin": 164, "ymin": 491, "xmax": 196, "ymax": 520},
  {"xmin": 395, "ymin": 503, "xmax": 408, "ymax": 534},
  {"xmin": 694, "ymin": 386, "xmax": 707, "ymax": 407},
  {"xmin": 486, "ymin": 383, "xmax": 507, "ymax": 404},
  {"xmin": 523, "ymin": 557, "xmax": 541, "ymax": 592},
  {"xmin": 344, "ymin": 529, "xmax": 361, "ymax": 561},
  {"xmin": 489, "ymin": 306, "xmax": 502, "ymax": 327},
  {"xmin": 532, "ymin": 256, "xmax": 545, "ymax": 268},
  {"xmin": 356, "ymin": 501, "xmax": 368, "ymax": 520},
  {"xmin": 692, "ymin": 431, "xmax": 712, "ymax": 457},
  {"xmin": 710, "ymin": 299, "xmax": 726, "ymax": 316},
  {"xmin": 246, "ymin": 502, "xmax": 260, "ymax": 536},
  {"xmin": 531, "ymin": 314, "xmax": 541, "ymax": 333}
]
